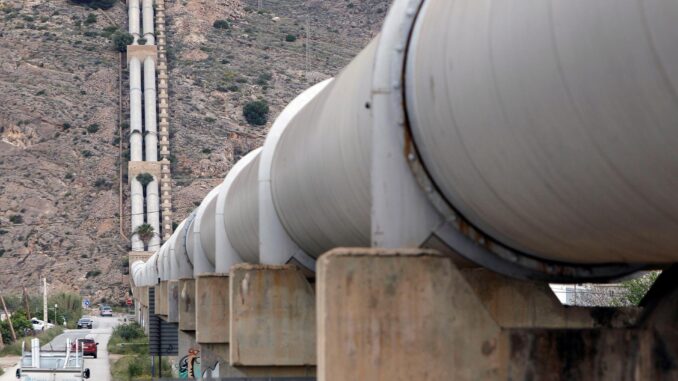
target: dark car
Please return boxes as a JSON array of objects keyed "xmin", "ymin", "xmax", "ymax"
[
  {"xmin": 77, "ymin": 317, "xmax": 93, "ymax": 329},
  {"xmin": 71, "ymin": 337, "xmax": 98, "ymax": 358}
]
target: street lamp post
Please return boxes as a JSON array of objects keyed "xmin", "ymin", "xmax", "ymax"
[{"xmin": 54, "ymin": 304, "xmax": 57, "ymax": 325}]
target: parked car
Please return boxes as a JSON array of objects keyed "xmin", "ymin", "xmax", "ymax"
[
  {"xmin": 100, "ymin": 306, "xmax": 113, "ymax": 317},
  {"xmin": 77, "ymin": 317, "xmax": 93, "ymax": 329},
  {"xmin": 30, "ymin": 318, "xmax": 54, "ymax": 332},
  {"xmin": 71, "ymin": 337, "xmax": 98, "ymax": 358}
]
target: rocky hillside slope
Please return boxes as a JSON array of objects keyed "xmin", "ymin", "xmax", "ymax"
[{"xmin": 0, "ymin": 0, "xmax": 388, "ymax": 303}]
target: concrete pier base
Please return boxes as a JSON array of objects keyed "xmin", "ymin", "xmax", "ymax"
[
  {"xmin": 155, "ymin": 281, "xmax": 168, "ymax": 316},
  {"xmin": 196, "ymin": 274, "xmax": 230, "ymax": 344},
  {"xmin": 179, "ymin": 278, "xmax": 196, "ymax": 331},
  {"xmin": 167, "ymin": 280, "xmax": 179, "ymax": 323},
  {"xmin": 229, "ymin": 264, "xmax": 316, "ymax": 369},
  {"xmin": 317, "ymin": 248, "xmax": 678, "ymax": 381}
]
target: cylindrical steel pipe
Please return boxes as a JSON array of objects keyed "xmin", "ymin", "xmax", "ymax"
[
  {"xmin": 130, "ymin": 178, "xmax": 144, "ymax": 251},
  {"xmin": 147, "ymin": 179, "xmax": 161, "ymax": 251},
  {"xmin": 270, "ymin": 39, "xmax": 378, "ymax": 257},
  {"xmin": 404, "ymin": 0, "xmax": 678, "ymax": 264},
  {"xmin": 143, "ymin": 57, "xmax": 158, "ymax": 162},
  {"xmin": 129, "ymin": 57, "xmax": 143, "ymax": 161},
  {"xmin": 225, "ymin": 152, "xmax": 261, "ymax": 263},
  {"xmin": 172, "ymin": 218, "xmax": 193, "ymax": 279},
  {"xmin": 128, "ymin": 0, "xmax": 140, "ymax": 44},
  {"xmin": 142, "ymin": 0, "xmax": 155, "ymax": 45}
]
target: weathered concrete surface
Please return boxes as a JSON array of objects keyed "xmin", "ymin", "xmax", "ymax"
[
  {"xmin": 317, "ymin": 248, "xmax": 500, "ymax": 381},
  {"xmin": 501, "ymin": 328, "xmax": 676, "ymax": 381},
  {"xmin": 462, "ymin": 268, "xmax": 641, "ymax": 328},
  {"xmin": 229, "ymin": 264, "xmax": 316, "ymax": 366},
  {"xmin": 196, "ymin": 274, "xmax": 230, "ymax": 344},
  {"xmin": 155, "ymin": 281, "xmax": 168, "ymax": 316},
  {"xmin": 126, "ymin": 44, "xmax": 157, "ymax": 63},
  {"xmin": 167, "ymin": 280, "xmax": 179, "ymax": 323},
  {"xmin": 179, "ymin": 278, "xmax": 196, "ymax": 331},
  {"xmin": 318, "ymin": 249, "xmax": 678, "ymax": 381},
  {"xmin": 201, "ymin": 343, "xmax": 316, "ymax": 378}
]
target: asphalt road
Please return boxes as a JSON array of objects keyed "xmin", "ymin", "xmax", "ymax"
[{"xmin": 0, "ymin": 315, "xmax": 120, "ymax": 381}]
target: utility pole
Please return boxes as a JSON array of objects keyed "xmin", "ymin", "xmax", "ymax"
[
  {"xmin": 1, "ymin": 295, "xmax": 16, "ymax": 341},
  {"xmin": 258, "ymin": 0, "xmax": 262, "ymax": 10},
  {"xmin": 22, "ymin": 287, "xmax": 31, "ymax": 318},
  {"xmin": 43, "ymin": 278, "xmax": 47, "ymax": 323}
]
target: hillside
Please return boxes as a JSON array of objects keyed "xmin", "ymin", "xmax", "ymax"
[{"xmin": 0, "ymin": 0, "xmax": 388, "ymax": 302}]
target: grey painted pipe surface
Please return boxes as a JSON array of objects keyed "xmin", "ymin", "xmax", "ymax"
[
  {"xmin": 270, "ymin": 38, "xmax": 378, "ymax": 257},
  {"xmin": 142, "ymin": 0, "xmax": 155, "ymax": 45},
  {"xmin": 135, "ymin": 0, "xmax": 678, "ymax": 287},
  {"xmin": 198, "ymin": 192, "xmax": 218, "ymax": 266},
  {"xmin": 225, "ymin": 152, "xmax": 262, "ymax": 263},
  {"xmin": 405, "ymin": 0, "xmax": 678, "ymax": 263},
  {"xmin": 143, "ymin": 57, "xmax": 158, "ymax": 162},
  {"xmin": 128, "ymin": 0, "xmax": 140, "ymax": 43}
]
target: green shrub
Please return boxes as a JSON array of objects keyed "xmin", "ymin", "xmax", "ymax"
[
  {"xmin": 136, "ymin": 172, "xmax": 153, "ymax": 187},
  {"xmin": 111, "ymin": 31, "xmax": 133, "ymax": 52},
  {"xmin": 9, "ymin": 215, "xmax": 23, "ymax": 224},
  {"xmin": 69, "ymin": 0, "xmax": 116, "ymax": 10},
  {"xmin": 94, "ymin": 178, "xmax": 112, "ymax": 190},
  {"xmin": 62, "ymin": 122, "xmax": 72, "ymax": 130},
  {"xmin": 256, "ymin": 72, "xmax": 272, "ymax": 85},
  {"xmin": 84, "ymin": 13, "xmax": 97, "ymax": 24},
  {"xmin": 202, "ymin": 148, "xmax": 212, "ymax": 154},
  {"xmin": 81, "ymin": 150, "xmax": 94, "ymax": 157},
  {"xmin": 114, "ymin": 323, "xmax": 145, "ymax": 341},
  {"xmin": 213, "ymin": 19, "xmax": 230, "ymax": 29},
  {"xmin": 85, "ymin": 269, "xmax": 101, "ymax": 278},
  {"xmin": 86, "ymin": 123, "xmax": 100, "ymax": 133},
  {"xmin": 285, "ymin": 34, "xmax": 297, "ymax": 42},
  {"xmin": 137, "ymin": 37, "xmax": 147, "ymax": 45},
  {"xmin": 243, "ymin": 100, "xmax": 269, "ymax": 126}
]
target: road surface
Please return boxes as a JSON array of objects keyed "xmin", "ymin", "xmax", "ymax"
[{"xmin": 0, "ymin": 315, "xmax": 120, "ymax": 381}]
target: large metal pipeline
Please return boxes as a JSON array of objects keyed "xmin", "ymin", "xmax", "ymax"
[
  {"xmin": 404, "ymin": 0, "xmax": 678, "ymax": 264},
  {"xmin": 224, "ymin": 152, "xmax": 261, "ymax": 263},
  {"xmin": 134, "ymin": 0, "xmax": 678, "ymax": 286},
  {"xmin": 270, "ymin": 38, "xmax": 377, "ymax": 257}
]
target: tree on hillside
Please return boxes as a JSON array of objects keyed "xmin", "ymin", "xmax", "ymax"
[
  {"xmin": 136, "ymin": 173, "xmax": 154, "ymax": 187},
  {"xmin": 133, "ymin": 224, "xmax": 155, "ymax": 245},
  {"xmin": 243, "ymin": 100, "xmax": 269, "ymax": 126},
  {"xmin": 111, "ymin": 31, "xmax": 133, "ymax": 52}
]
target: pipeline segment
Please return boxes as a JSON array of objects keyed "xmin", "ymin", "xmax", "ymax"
[{"xmin": 134, "ymin": 0, "xmax": 678, "ymax": 286}]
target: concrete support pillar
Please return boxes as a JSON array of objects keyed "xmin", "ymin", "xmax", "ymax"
[
  {"xmin": 129, "ymin": 57, "xmax": 143, "ymax": 161},
  {"xmin": 143, "ymin": 57, "xmax": 158, "ymax": 162},
  {"xmin": 130, "ymin": 178, "xmax": 145, "ymax": 251},
  {"xmin": 128, "ymin": 0, "xmax": 141, "ymax": 44},
  {"xmin": 142, "ymin": 0, "xmax": 155, "ymax": 45},
  {"xmin": 317, "ymin": 249, "xmax": 676, "ymax": 381},
  {"xmin": 196, "ymin": 274, "xmax": 230, "ymax": 344},
  {"xmin": 147, "ymin": 178, "xmax": 161, "ymax": 250},
  {"xmin": 317, "ymin": 248, "xmax": 499, "ymax": 381},
  {"xmin": 155, "ymin": 281, "xmax": 168, "ymax": 316},
  {"xmin": 229, "ymin": 264, "xmax": 316, "ymax": 367},
  {"xmin": 179, "ymin": 278, "xmax": 196, "ymax": 331},
  {"xmin": 167, "ymin": 280, "xmax": 179, "ymax": 323}
]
